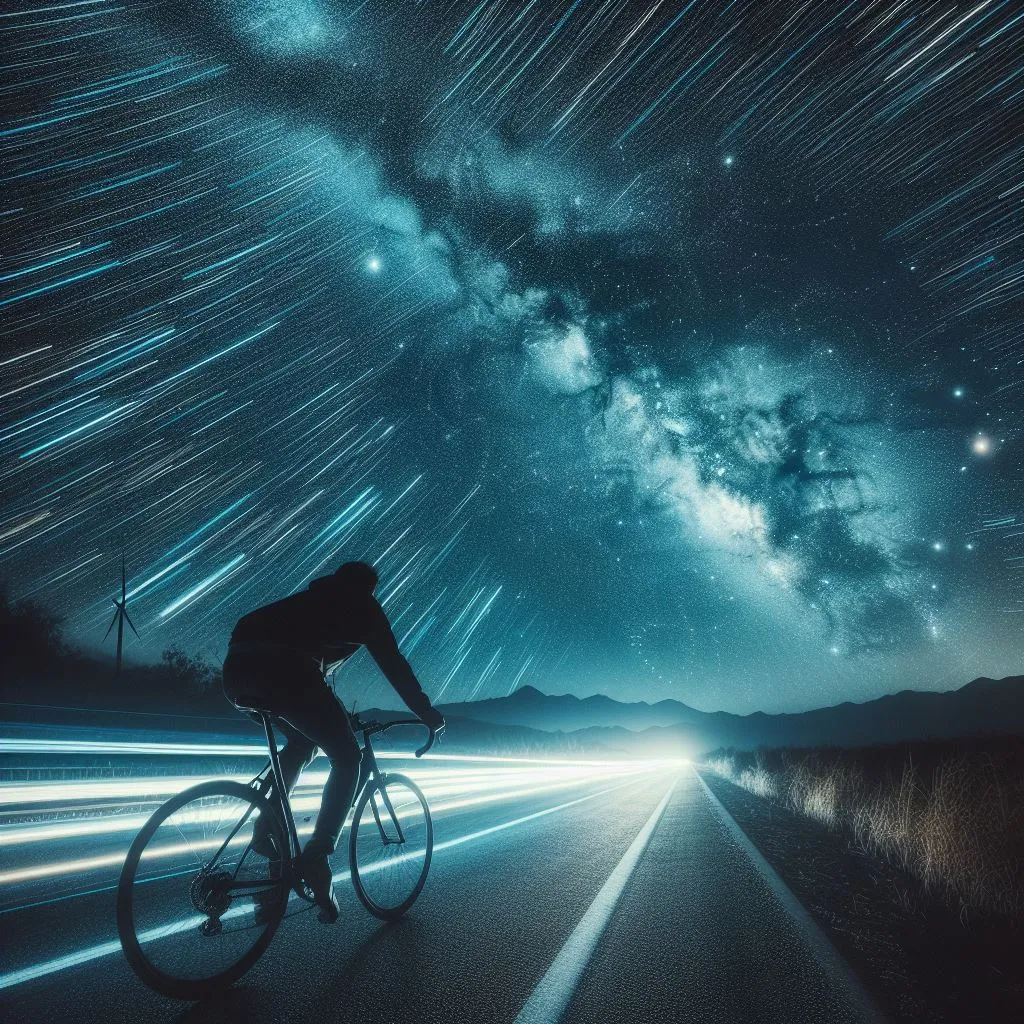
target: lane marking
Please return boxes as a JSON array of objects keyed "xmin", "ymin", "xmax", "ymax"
[
  {"xmin": 514, "ymin": 780, "xmax": 676, "ymax": 1024},
  {"xmin": 696, "ymin": 770, "xmax": 888, "ymax": 1024},
  {"xmin": 0, "ymin": 777, "xmax": 644, "ymax": 992}
]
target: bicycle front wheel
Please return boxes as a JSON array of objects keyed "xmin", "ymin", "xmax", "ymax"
[
  {"xmin": 349, "ymin": 773, "xmax": 433, "ymax": 920},
  {"xmin": 117, "ymin": 780, "xmax": 288, "ymax": 999}
]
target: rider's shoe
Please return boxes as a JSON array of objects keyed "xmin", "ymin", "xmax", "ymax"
[
  {"xmin": 250, "ymin": 820, "xmax": 278, "ymax": 859},
  {"xmin": 299, "ymin": 849, "xmax": 339, "ymax": 924}
]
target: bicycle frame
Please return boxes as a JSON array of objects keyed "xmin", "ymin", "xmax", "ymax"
[
  {"xmin": 259, "ymin": 711, "xmax": 305, "ymax": 861},
  {"xmin": 354, "ymin": 722, "xmax": 408, "ymax": 846},
  {"xmin": 118, "ymin": 714, "xmax": 437, "ymax": 997},
  {"xmin": 213, "ymin": 713, "xmax": 414, "ymax": 894},
  {"xmin": 194, "ymin": 713, "xmax": 309, "ymax": 900}
]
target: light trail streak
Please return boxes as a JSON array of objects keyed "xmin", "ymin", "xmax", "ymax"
[
  {"xmin": 0, "ymin": 763, "xmax": 659, "ymax": 848},
  {"xmin": 0, "ymin": 736, "xmax": 665, "ymax": 767},
  {"xmin": 0, "ymin": 763, "xmax": 627, "ymax": 807},
  {"xmin": 0, "ymin": 764, "xmax": 659, "ymax": 883},
  {"xmin": 0, "ymin": 777, "xmax": 648, "ymax": 991}
]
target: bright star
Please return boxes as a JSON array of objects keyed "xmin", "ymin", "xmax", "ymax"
[
  {"xmin": 366, "ymin": 256, "xmax": 382, "ymax": 273},
  {"xmin": 971, "ymin": 435, "xmax": 991, "ymax": 455},
  {"xmin": 723, "ymin": 154, "xmax": 735, "ymax": 167}
]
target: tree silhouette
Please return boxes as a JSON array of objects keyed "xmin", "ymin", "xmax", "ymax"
[{"xmin": 0, "ymin": 584, "xmax": 66, "ymax": 672}]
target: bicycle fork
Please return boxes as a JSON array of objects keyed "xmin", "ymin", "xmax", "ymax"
[{"xmin": 369, "ymin": 776, "xmax": 407, "ymax": 846}]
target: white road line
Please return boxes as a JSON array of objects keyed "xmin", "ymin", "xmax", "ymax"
[
  {"xmin": 513, "ymin": 780, "xmax": 676, "ymax": 1024},
  {"xmin": 696, "ymin": 770, "xmax": 888, "ymax": 1024}
]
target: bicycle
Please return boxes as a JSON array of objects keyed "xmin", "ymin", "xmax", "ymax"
[{"xmin": 116, "ymin": 702, "xmax": 441, "ymax": 999}]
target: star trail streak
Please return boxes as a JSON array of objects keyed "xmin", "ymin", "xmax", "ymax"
[{"xmin": 1, "ymin": 0, "xmax": 1022, "ymax": 711}]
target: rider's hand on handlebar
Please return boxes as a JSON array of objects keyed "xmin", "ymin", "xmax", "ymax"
[{"xmin": 421, "ymin": 706, "xmax": 445, "ymax": 731}]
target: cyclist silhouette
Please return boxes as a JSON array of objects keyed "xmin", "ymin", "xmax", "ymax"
[{"xmin": 222, "ymin": 560, "xmax": 445, "ymax": 921}]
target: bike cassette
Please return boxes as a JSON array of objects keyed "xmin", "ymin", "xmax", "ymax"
[{"xmin": 190, "ymin": 868, "xmax": 233, "ymax": 922}]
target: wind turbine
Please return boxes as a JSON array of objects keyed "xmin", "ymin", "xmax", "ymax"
[{"xmin": 104, "ymin": 552, "xmax": 139, "ymax": 675}]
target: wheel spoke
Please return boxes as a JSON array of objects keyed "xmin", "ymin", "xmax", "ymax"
[
  {"xmin": 118, "ymin": 782, "xmax": 287, "ymax": 998},
  {"xmin": 351, "ymin": 776, "xmax": 432, "ymax": 920}
]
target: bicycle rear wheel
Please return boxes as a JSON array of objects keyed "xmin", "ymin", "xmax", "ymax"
[
  {"xmin": 349, "ymin": 773, "xmax": 432, "ymax": 920},
  {"xmin": 117, "ymin": 780, "xmax": 288, "ymax": 999}
]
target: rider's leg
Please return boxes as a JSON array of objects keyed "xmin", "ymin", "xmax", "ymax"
[
  {"xmin": 251, "ymin": 719, "xmax": 316, "ymax": 855},
  {"xmin": 274, "ymin": 719, "xmax": 318, "ymax": 796},
  {"xmin": 279, "ymin": 687, "xmax": 361, "ymax": 858},
  {"xmin": 222, "ymin": 650, "xmax": 324, "ymax": 846},
  {"xmin": 278, "ymin": 686, "xmax": 360, "ymax": 921}
]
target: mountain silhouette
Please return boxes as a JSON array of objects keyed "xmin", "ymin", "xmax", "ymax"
[
  {"xmin": 433, "ymin": 676, "xmax": 1024, "ymax": 754},
  {"xmin": 439, "ymin": 684, "xmax": 709, "ymax": 732}
]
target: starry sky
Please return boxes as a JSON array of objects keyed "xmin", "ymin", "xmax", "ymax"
[{"xmin": 2, "ymin": 0, "xmax": 1023, "ymax": 714}]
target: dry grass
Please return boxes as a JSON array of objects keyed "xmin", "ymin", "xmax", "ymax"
[{"xmin": 705, "ymin": 738, "xmax": 1024, "ymax": 919}]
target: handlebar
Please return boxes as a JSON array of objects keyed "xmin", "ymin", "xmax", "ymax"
[
  {"xmin": 415, "ymin": 723, "xmax": 444, "ymax": 758},
  {"xmin": 349, "ymin": 713, "xmax": 444, "ymax": 757}
]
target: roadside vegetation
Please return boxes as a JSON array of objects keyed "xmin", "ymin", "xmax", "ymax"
[
  {"xmin": 705, "ymin": 739, "xmax": 1024, "ymax": 919},
  {"xmin": 1, "ymin": 583, "xmax": 225, "ymax": 715}
]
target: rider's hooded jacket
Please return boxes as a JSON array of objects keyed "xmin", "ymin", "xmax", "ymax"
[{"xmin": 228, "ymin": 575, "xmax": 433, "ymax": 720}]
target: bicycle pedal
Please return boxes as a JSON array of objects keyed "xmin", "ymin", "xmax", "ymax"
[{"xmin": 314, "ymin": 883, "xmax": 340, "ymax": 925}]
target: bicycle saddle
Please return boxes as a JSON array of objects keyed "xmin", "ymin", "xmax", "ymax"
[{"xmin": 231, "ymin": 694, "xmax": 284, "ymax": 714}]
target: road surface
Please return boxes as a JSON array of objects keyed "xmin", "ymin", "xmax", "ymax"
[{"xmin": 1, "ymin": 741, "xmax": 883, "ymax": 1024}]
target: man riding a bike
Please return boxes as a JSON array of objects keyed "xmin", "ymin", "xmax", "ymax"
[{"xmin": 222, "ymin": 560, "xmax": 445, "ymax": 922}]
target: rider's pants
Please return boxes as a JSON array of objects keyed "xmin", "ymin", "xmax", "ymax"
[{"xmin": 222, "ymin": 648, "xmax": 362, "ymax": 857}]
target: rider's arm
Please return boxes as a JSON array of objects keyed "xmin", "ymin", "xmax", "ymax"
[{"xmin": 364, "ymin": 601, "xmax": 443, "ymax": 726}]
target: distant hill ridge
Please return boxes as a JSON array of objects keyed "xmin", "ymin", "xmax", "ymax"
[{"xmin": 433, "ymin": 676, "xmax": 1024, "ymax": 754}]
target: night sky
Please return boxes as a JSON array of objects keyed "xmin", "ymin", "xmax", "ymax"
[{"xmin": 2, "ymin": 0, "xmax": 1023, "ymax": 713}]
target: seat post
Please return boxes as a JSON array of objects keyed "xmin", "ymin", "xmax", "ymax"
[{"xmin": 260, "ymin": 712, "xmax": 301, "ymax": 859}]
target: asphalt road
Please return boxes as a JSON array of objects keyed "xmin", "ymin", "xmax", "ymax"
[{"xmin": 1, "ymin": 753, "xmax": 883, "ymax": 1024}]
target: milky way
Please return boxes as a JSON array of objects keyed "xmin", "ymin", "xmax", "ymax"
[{"xmin": 2, "ymin": 0, "xmax": 1022, "ymax": 712}]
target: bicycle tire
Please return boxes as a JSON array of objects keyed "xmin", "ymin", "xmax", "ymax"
[
  {"xmin": 117, "ymin": 779, "xmax": 288, "ymax": 999},
  {"xmin": 349, "ymin": 773, "xmax": 433, "ymax": 920}
]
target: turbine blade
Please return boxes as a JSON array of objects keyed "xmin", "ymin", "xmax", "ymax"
[
  {"xmin": 123, "ymin": 608, "xmax": 141, "ymax": 639},
  {"xmin": 103, "ymin": 612, "xmax": 118, "ymax": 642}
]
